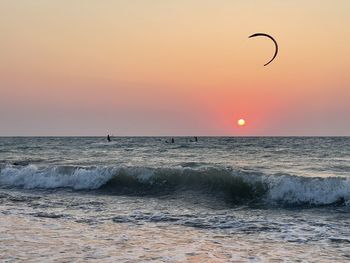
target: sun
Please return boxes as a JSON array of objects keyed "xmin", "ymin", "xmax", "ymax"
[{"xmin": 237, "ymin": 119, "xmax": 246, "ymax": 126}]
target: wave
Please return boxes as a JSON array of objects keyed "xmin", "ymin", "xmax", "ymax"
[{"xmin": 0, "ymin": 164, "xmax": 349, "ymax": 206}]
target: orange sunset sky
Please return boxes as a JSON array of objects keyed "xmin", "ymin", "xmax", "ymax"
[{"xmin": 1, "ymin": 0, "xmax": 349, "ymax": 136}]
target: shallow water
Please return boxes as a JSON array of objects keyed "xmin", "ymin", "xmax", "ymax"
[{"xmin": 0, "ymin": 137, "xmax": 350, "ymax": 262}]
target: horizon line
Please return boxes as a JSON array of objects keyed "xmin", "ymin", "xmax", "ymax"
[{"xmin": 0, "ymin": 135, "xmax": 349, "ymax": 138}]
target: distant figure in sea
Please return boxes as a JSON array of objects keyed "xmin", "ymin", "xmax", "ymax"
[
  {"xmin": 107, "ymin": 134, "xmax": 111, "ymax": 142},
  {"xmin": 190, "ymin": 136, "xmax": 198, "ymax": 143},
  {"xmin": 165, "ymin": 137, "xmax": 175, "ymax": 144}
]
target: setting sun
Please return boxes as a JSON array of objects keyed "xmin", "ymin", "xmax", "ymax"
[{"xmin": 238, "ymin": 119, "xmax": 246, "ymax": 126}]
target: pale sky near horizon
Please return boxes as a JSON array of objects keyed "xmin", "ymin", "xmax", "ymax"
[{"xmin": 1, "ymin": 0, "xmax": 349, "ymax": 136}]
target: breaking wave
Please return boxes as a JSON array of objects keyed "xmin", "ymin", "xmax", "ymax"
[{"xmin": 0, "ymin": 164, "xmax": 350, "ymax": 206}]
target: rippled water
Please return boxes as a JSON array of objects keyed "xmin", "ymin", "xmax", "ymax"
[{"xmin": 0, "ymin": 137, "xmax": 350, "ymax": 262}]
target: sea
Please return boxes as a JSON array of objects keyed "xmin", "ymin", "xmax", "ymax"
[{"xmin": 0, "ymin": 137, "xmax": 349, "ymax": 262}]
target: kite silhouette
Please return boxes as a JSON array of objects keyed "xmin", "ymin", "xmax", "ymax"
[{"xmin": 249, "ymin": 33, "xmax": 278, "ymax": 66}]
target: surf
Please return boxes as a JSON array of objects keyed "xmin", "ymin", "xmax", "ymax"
[{"xmin": 1, "ymin": 164, "xmax": 349, "ymax": 207}]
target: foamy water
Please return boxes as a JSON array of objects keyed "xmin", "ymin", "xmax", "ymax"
[{"xmin": 0, "ymin": 137, "xmax": 350, "ymax": 261}]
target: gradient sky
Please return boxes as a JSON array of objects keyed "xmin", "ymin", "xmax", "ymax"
[{"xmin": 1, "ymin": 0, "xmax": 349, "ymax": 136}]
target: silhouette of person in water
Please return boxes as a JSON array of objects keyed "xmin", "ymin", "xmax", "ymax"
[
  {"xmin": 190, "ymin": 136, "xmax": 198, "ymax": 142},
  {"xmin": 107, "ymin": 134, "xmax": 111, "ymax": 142},
  {"xmin": 165, "ymin": 138, "xmax": 175, "ymax": 143}
]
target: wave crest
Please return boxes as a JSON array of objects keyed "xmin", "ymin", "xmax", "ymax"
[
  {"xmin": 0, "ymin": 165, "xmax": 114, "ymax": 190},
  {"xmin": 1, "ymin": 165, "xmax": 349, "ymax": 206}
]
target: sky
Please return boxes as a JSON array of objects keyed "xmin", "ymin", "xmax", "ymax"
[{"xmin": 1, "ymin": 0, "xmax": 349, "ymax": 136}]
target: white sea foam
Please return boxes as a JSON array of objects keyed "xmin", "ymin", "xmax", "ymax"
[
  {"xmin": 266, "ymin": 174, "xmax": 350, "ymax": 205},
  {"xmin": 0, "ymin": 165, "xmax": 115, "ymax": 190}
]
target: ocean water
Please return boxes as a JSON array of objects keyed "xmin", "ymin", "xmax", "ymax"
[{"xmin": 0, "ymin": 136, "xmax": 349, "ymax": 262}]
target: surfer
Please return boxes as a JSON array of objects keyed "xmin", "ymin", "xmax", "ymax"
[
  {"xmin": 107, "ymin": 134, "xmax": 111, "ymax": 142},
  {"xmin": 165, "ymin": 138, "xmax": 175, "ymax": 143},
  {"xmin": 190, "ymin": 137, "xmax": 198, "ymax": 142}
]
